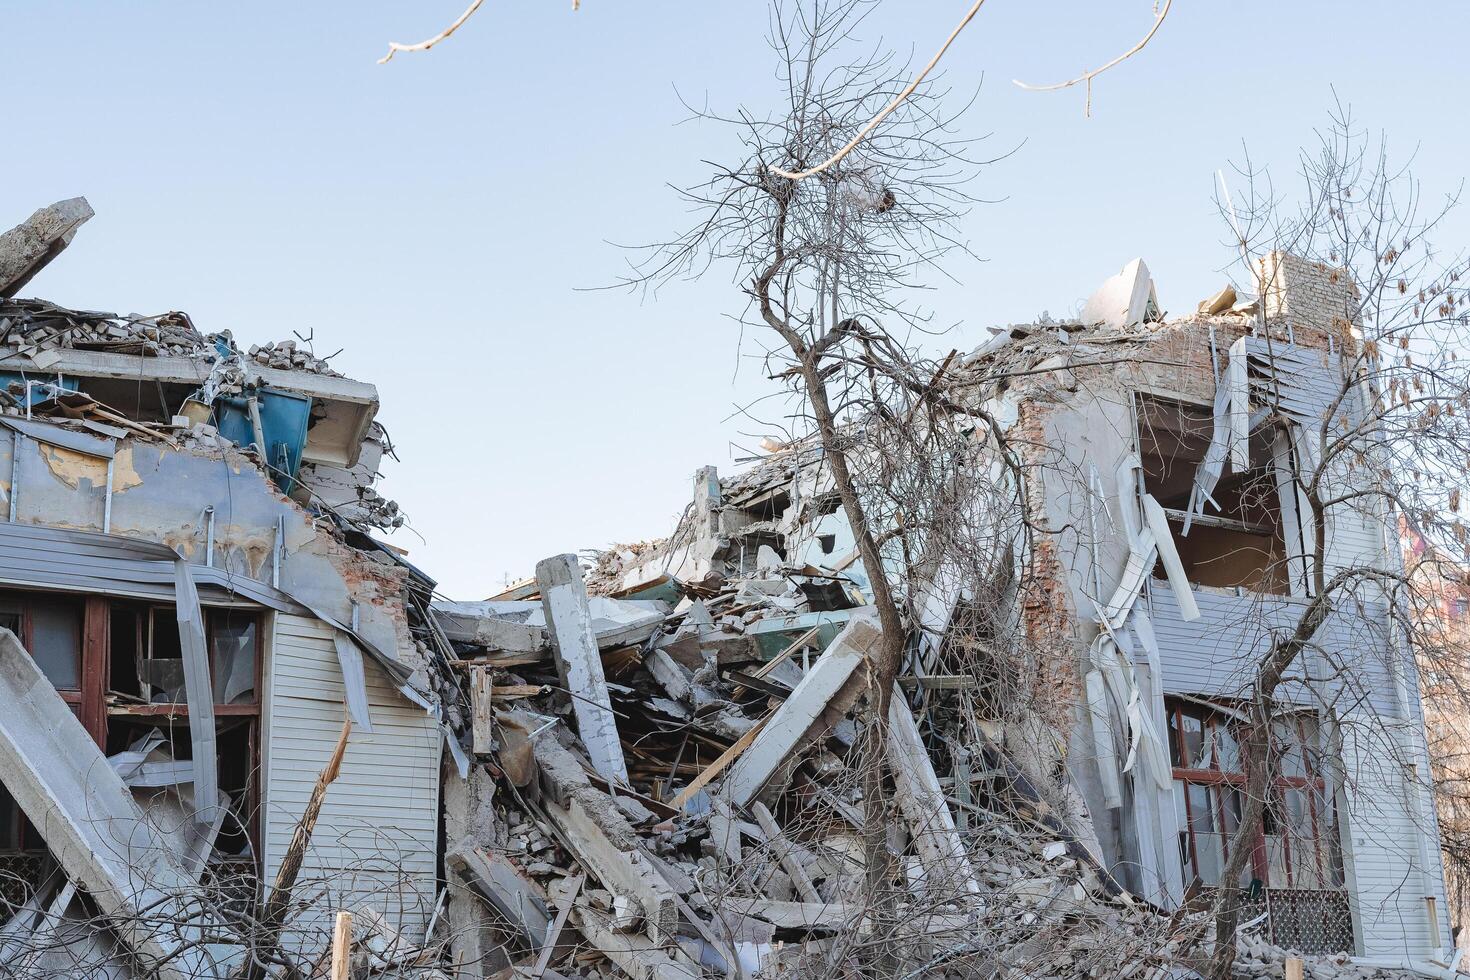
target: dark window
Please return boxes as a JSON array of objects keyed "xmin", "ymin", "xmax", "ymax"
[{"xmin": 1136, "ymin": 394, "xmax": 1290, "ymax": 595}]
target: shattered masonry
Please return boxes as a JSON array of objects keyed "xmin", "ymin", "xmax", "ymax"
[{"xmin": 0, "ymin": 197, "xmax": 1451, "ymax": 980}]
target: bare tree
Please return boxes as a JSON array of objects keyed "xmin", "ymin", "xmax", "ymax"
[
  {"xmin": 619, "ymin": 3, "xmax": 1182, "ymax": 976},
  {"xmin": 1197, "ymin": 105, "xmax": 1470, "ymax": 977}
]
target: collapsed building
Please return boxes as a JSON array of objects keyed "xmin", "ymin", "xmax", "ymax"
[{"xmin": 0, "ymin": 198, "xmax": 1458, "ymax": 980}]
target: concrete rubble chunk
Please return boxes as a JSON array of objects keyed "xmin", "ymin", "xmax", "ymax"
[{"xmin": 0, "ymin": 197, "xmax": 94, "ymax": 299}]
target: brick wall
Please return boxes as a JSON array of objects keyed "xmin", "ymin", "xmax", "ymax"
[{"xmin": 1256, "ymin": 250, "xmax": 1360, "ymax": 349}]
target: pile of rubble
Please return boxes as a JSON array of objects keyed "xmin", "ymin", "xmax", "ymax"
[
  {"xmin": 429, "ymin": 441, "xmax": 1447, "ymax": 979},
  {"xmin": 430, "ymin": 435, "xmax": 1201, "ymax": 980},
  {"xmin": 1232, "ymin": 937, "xmax": 1422, "ymax": 980},
  {"xmin": 246, "ymin": 337, "xmax": 344, "ymax": 376},
  {"xmin": 0, "ymin": 298, "xmax": 209, "ymax": 362}
]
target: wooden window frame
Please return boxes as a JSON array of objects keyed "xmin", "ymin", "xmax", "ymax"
[
  {"xmin": 1169, "ymin": 698, "xmax": 1342, "ymax": 892},
  {"xmin": 0, "ymin": 588, "xmax": 265, "ymax": 863}
]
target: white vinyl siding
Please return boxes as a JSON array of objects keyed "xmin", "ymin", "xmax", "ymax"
[
  {"xmin": 262, "ymin": 613, "xmax": 440, "ymax": 952},
  {"xmin": 1338, "ymin": 714, "xmax": 1451, "ymax": 957},
  {"xmin": 1148, "ymin": 586, "xmax": 1450, "ymax": 957}
]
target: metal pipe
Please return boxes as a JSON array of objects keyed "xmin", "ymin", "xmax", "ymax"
[
  {"xmin": 247, "ymin": 395, "xmax": 267, "ymax": 458},
  {"xmin": 103, "ymin": 457, "xmax": 114, "ymax": 534},
  {"xmin": 271, "ymin": 514, "xmax": 284, "ymax": 588},
  {"xmin": 204, "ymin": 506, "xmax": 215, "ymax": 567},
  {"xmin": 8, "ymin": 433, "xmax": 22, "ymax": 522}
]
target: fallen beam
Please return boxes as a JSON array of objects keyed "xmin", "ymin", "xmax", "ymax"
[
  {"xmin": 750, "ymin": 802, "xmax": 822, "ymax": 904},
  {"xmin": 530, "ymin": 723, "xmax": 678, "ymax": 942},
  {"xmin": 448, "ymin": 846, "xmax": 551, "ymax": 949},
  {"xmin": 537, "ymin": 554, "xmax": 629, "ymax": 783},
  {"xmin": 570, "ymin": 904, "xmax": 700, "ymax": 980},
  {"xmin": 886, "ymin": 691, "xmax": 979, "ymax": 895},
  {"xmin": 721, "ymin": 614, "xmax": 881, "ymax": 807},
  {"xmin": 737, "ymin": 900, "xmax": 862, "ymax": 930}
]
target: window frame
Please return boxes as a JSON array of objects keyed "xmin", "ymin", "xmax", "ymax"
[
  {"xmin": 1168, "ymin": 697, "xmax": 1343, "ymax": 893},
  {"xmin": 0, "ymin": 587, "xmax": 265, "ymax": 864}
]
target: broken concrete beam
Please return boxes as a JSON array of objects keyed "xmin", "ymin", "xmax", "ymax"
[
  {"xmin": 646, "ymin": 649, "xmax": 693, "ymax": 702},
  {"xmin": 529, "ymin": 722, "xmax": 679, "ymax": 943},
  {"xmin": 536, "ymin": 554, "xmax": 629, "ymax": 783},
  {"xmin": 750, "ymin": 802, "xmax": 822, "ymax": 903},
  {"xmin": 0, "ymin": 629, "xmax": 232, "ymax": 980},
  {"xmin": 707, "ymin": 798, "xmax": 742, "ymax": 866},
  {"xmin": 886, "ymin": 691, "xmax": 979, "ymax": 895},
  {"xmin": 432, "ymin": 600, "xmax": 548, "ymax": 654},
  {"xmin": 738, "ymin": 899, "xmax": 861, "ymax": 930},
  {"xmin": 570, "ymin": 904, "xmax": 700, "ymax": 980},
  {"xmin": 587, "ymin": 597, "xmax": 668, "ymax": 650},
  {"xmin": 721, "ymin": 613, "xmax": 881, "ymax": 807},
  {"xmin": 448, "ymin": 846, "xmax": 552, "ymax": 949},
  {"xmin": 0, "ymin": 197, "xmax": 94, "ymax": 298},
  {"xmin": 545, "ymin": 794, "xmax": 680, "ymax": 944}
]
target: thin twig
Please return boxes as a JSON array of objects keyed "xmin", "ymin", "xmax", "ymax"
[
  {"xmin": 379, "ymin": 0, "xmax": 487, "ymax": 64},
  {"xmin": 1012, "ymin": 0, "xmax": 1172, "ymax": 116},
  {"xmin": 770, "ymin": 0, "xmax": 988, "ymax": 180}
]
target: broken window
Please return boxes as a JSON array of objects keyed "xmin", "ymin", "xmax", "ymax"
[
  {"xmin": 1168, "ymin": 698, "xmax": 1350, "ymax": 951},
  {"xmin": 107, "ymin": 603, "xmax": 263, "ymax": 861},
  {"xmin": 1135, "ymin": 394, "xmax": 1290, "ymax": 596},
  {"xmin": 0, "ymin": 591, "xmax": 101, "ymax": 907},
  {"xmin": 0, "ymin": 589, "xmax": 265, "ymax": 887},
  {"xmin": 0, "ymin": 592, "xmax": 94, "ymax": 728}
]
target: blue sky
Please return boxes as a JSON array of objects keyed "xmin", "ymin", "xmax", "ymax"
[{"xmin": 4, "ymin": 1, "xmax": 1467, "ymax": 598}]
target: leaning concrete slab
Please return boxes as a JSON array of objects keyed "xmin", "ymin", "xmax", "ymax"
[
  {"xmin": 721, "ymin": 613, "xmax": 881, "ymax": 807},
  {"xmin": 536, "ymin": 553, "xmax": 629, "ymax": 783},
  {"xmin": 886, "ymin": 690, "xmax": 979, "ymax": 895},
  {"xmin": 0, "ymin": 628, "xmax": 234, "ymax": 980}
]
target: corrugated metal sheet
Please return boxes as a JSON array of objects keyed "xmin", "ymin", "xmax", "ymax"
[
  {"xmin": 262, "ymin": 614, "xmax": 440, "ymax": 952},
  {"xmin": 1241, "ymin": 339, "xmax": 1348, "ymax": 427},
  {"xmin": 0, "ymin": 416, "xmax": 114, "ymax": 458},
  {"xmin": 0, "ymin": 521, "xmax": 412, "ymax": 686}
]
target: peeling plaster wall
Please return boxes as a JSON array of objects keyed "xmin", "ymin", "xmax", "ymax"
[{"xmin": 0, "ymin": 428, "xmax": 423, "ymax": 680}]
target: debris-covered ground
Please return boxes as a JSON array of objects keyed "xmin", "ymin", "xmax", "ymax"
[{"xmin": 428, "ymin": 451, "xmax": 1440, "ymax": 979}]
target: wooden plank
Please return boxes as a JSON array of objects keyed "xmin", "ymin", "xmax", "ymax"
[
  {"xmin": 330, "ymin": 911, "xmax": 352, "ymax": 980},
  {"xmin": 528, "ymin": 874, "xmax": 584, "ymax": 980},
  {"xmin": 1285, "ymin": 958, "xmax": 1303, "ymax": 980},
  {"xmin": 730, "ymin": 625, "xmax": 819, "ymax": 698},
  {"xmin": 471, "ymin": 666, "xmax": 494, "ymax": 755}
]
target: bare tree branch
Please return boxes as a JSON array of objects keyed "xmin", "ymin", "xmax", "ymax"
[{"xmin": 1013, "ymin": 0, "xmax": 1172, "ymax": 116}]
